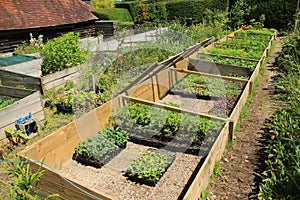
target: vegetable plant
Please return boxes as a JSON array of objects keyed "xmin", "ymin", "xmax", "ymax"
[
  {"xmin": 101, "ymin": 126, "xmax": 129, "ymax": 147},
  {"xmin": 126, "ymin": 149, "xmax": 175, "ymax": 185},
  {"xmin": 73, "ymin": 126, "xmax": 129, "ymax": 168},
  {"xmin": 172, "ymin": 74, "xmax": 244, "ymax": 97},
  {"xmin": 74, "ymin": 134, "xmax": 119, "ymax": 165},
  {"xmin": 112, "ymin": 102, "xmax": 224, "ymax": 148},
  {"xmin": 199, "ymin": 54, "xmax": 257, "ymax": 70},
  {"xmin": 0, "ymin": 97, "xmax": 17, "ymax": 109},
  {"xmin": 0, "ymin": 156, "xmax": 59, "ymax": 199}
]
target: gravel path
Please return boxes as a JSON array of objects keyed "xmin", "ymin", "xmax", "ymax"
[{"xmin": 60, "ymin": 142, "xmax": 202, "ymax": 200}]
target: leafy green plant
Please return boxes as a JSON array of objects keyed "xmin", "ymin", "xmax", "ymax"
[
  {"xmin": 73, "ymin": 126, "xmax": 129, "ymax": 167},
  {"xmin": 45, "ymin": 81, "xmax": 99, "ymax": 115},
  {"xmin": 207, "ymin": 47, "xmax": 262, "ymax": 60},
  {"xmin": 259, "ymin": 33, "xmax": 300, "ymax": 199},
  {"xmin": 126, "ymin": 149, "xmax": 175, "ymax": 184},
  {"xmin": 0, "ymin": 97, "xmax": 17, "ymax": 109},
  {"xmin": 173, "ymin": 74, "xmax": 244, "ymax": 96},
  {"xmin": 74, "ymin": 134, "xmax": 118, "ymax": 162},
  {"xmin": 14, "ymin": 33, "xmax": 44, "ymax": 54},
  {"xmin": 200, "ymin": 54, "xmax": 258, "ymax": 70},
  {"xmin": 113, "ymin": 102, "xmax": 223, "ymax": 147},
  {"xmin": 101, "ymin": 126, "xmax": 129, "ymax": 147},
  {"xmin": 41, "ymin": 32, "xmax": 89, "ymax": 75},
  {"xmin": 0, "ymin": 156, "xmax": 59, "ymax": 199}
]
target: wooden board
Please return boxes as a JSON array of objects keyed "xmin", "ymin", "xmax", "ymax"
[
  {"xmin": 170, "ymin": 68, "xmax": 248, "ymax": 83},
  {"xmin": 0, "ymin": 86, "xmax": 35, "ymax": 98},
  {"xmin": 28, "ymin": 162, "xmax": 113, "ymax": 200},
  {"xmin": 2, "ymin": 58, "xmax": 42, "ymax": 77},
  {"xmin": 0, "ymin": 91, "xmax": 45, "ymax": 139},
  {"xmin": 189, "ymin": 59, "xmax": 252, "ymax": 77},
  {"xmin": 41, "ymin": 66, "xmax": 79, "ymax": 94},
  {"xmin": 75, "ymin": 110, "xmax": 101, "ymax": 141},
  {"xmin": 21, "ymin": 122, "xmax": 79, "ymax": 166},
  {"xmin": 122, "ymin": 95, "xmax": 226, "ymax": 122},
  {"xmin": 183, "ymin": 122, "xmax": 230, "ymax": 200},
  {"xmin": 0, "ymin": 68, "xmax": 42, "ymax": 91}
]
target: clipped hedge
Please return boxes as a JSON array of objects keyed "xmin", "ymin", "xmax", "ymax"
[
  {"xmin": 165, "ymin": 0, "xmax": 214, "ymax": 24},
  {"xmin": 92, "ymin": 8, "xmax": 133, "ymax": 22},
  {"xmin": 115, "ymin": 1, "xmax": 140, "ymax": 22},
  {"xmin": 116, "ymin": 0, "xmax": 228, "ymax": 25},
  {"xmin": 250, "ymin": 0, "xmax": 296, "ymax": 30}
]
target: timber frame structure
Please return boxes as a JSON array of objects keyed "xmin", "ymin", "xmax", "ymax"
[{"xmin": 20, "ymin": 29, "xmax": 277, "ymax": 200}]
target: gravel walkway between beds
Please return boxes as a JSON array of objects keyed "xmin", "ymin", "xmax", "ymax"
[{"xmin": 60, "ymin": 142, "xmax": 202, "ymax": 200}]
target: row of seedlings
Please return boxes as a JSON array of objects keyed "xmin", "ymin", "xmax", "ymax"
[
  {"xmin": 111, "ymin": 96, "xmax": 226, "ymax": 186},
  {"xmin": 177, "ymin": 28, "xmax": 276, "ymax": 117},
  {"xmin": 200, "ymin": 28, "xmax": 275, "ymax": 72}
]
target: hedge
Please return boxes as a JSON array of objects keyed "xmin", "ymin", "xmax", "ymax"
[
  {"xmin": 116, "ymin": 0, "xmax": 228, "ymax": 25},
  {"xmin": 115, "ymin": 1, "xmax": 140, "ymax": 22},
  {"xmin": 92, "ymin": 8, "xmax": 133, "ymax": 22},
  {"xmin": 249, "ymin": 0, "xmax": 296, "ymax": 30},
  {"xmin": 165, "ymin": 0, "xmax": 214, "ymax": 24}
]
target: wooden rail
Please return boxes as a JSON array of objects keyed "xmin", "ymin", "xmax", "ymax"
[
  {"xmin": 121, "ymin": 95, "xmax": 227, "ymax": 122},
  {"xmin": 170, "ymin": 68, "xmax": 248, "ymax": 83}
]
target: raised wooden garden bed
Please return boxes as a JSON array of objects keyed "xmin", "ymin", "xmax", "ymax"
[
  {"xmin": 0, "ymin": 86, "xmax": 45, "ymax": 139},
  {"xmin": 20, "ymin": 28, "xmax": 277, "ymax": 200}
]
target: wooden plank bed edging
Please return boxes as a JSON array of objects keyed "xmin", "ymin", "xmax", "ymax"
[
  {"xmin": 28, "ymin": 162, "xmax": 113, "ymax": 200},
  {"xmin": 121, "ymin": 95, "xmax": 227, "ymax": 122},
  {"xmin": 170, "ymin": 68, "xmax": 248, "ymax": 83},
  {"xmin": 188, "ymin": 59, "xmax": 252, "ymax": 77},
  {"xmin": 41, "ymin": 66, "xmax": 79, "ymax": 94},
  {"xmin": 0, "ymin": 68, "xmax": 42, "ymax": 91},
  {"xmin": 0, "ymin": 86, "xmax": 35, "ymax": 98},
  {"xmin": 0, "ymin": 91, "xmax": 45, "ymax": 139},
  {"xmin": 183, "ymin": 121, "xmax": 230, "ymax": 200}
]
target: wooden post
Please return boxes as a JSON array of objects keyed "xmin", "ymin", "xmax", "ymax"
[
  {"xmin": 228, "ymin": 121, "xmax": 235, "ymax": 141},
  {"xmin": 249, "ymin": 81, "xmax": 254, "ymax": 94}
]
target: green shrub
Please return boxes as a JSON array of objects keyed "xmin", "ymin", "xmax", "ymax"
[
  {"xmin": 41, "ymin": 32, "xmax": 88, "ymax": 75},
  {"xmin": 136, "ymin": 2, "xmax": 168, "ymax": 26},
  {"xmin": 91, "ymin": 0, "xmax": 114, "ymax": 9},
  {"xmin": 165, "ymin": 0, "xmax": 214, "ymax": 24},
  {"xmin": 115, "ymin": 1, "xmax": 140, "ymax": 22},
  {"xmin": 92, "ymin": 8, "xmax": 133, "ymax": 22},
  {"xmin": 229, "ymin": 0, "xmax": 296, "ymax": 30}
]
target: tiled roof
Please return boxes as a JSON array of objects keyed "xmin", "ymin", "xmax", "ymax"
[{"xmin": 0, "ymin": 0, "xmax": 98, "ymax": 30}]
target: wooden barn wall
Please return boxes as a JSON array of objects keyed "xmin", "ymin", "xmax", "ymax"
[{"xmin": 0, "ymin": 20, "xmax": 115, "ymax": 53}]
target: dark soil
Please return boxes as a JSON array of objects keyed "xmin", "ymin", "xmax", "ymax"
[
  {"xmin": 209, "ymin": 95, "xmax": 239, "ymax": 116},
  {"xmin": 207, "ymin": 39, "xmax": 282, "ymax": 199}
]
